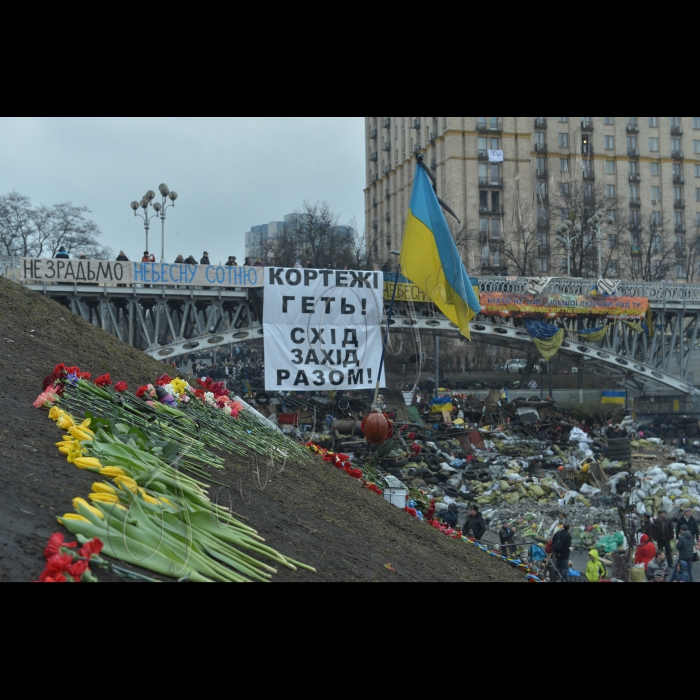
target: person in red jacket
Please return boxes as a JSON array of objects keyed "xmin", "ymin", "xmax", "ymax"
[{"xmin": 635, "ymin": 534, "xmax": 657, "ymax": 571}]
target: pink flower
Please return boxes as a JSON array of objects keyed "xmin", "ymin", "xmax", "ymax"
[{"xmin": 33, "ymin": 387, "xmax": 58, "ymax": 409}]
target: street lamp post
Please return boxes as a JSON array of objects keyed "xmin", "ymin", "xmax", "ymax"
[
  {"xmin": 557, "ymin": 220, "xmax": 581, "ymax": 277},
  {"xmin": 130, "ymin": 191, "xmax": 158, "ymax": 254},
  {"xmin": 130, "ymin": 184, "xmax": 178, "ymax": 262},
  {"xmin": 587, "ymin": 211, "xmax": 616, "ymax": 280}
]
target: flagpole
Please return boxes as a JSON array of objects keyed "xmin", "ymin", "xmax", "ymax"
[{"xmin": 373, "ymin": 252, "xmax": 401, "ymax": 407}]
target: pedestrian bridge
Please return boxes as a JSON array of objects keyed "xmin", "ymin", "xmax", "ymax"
[{"xmin": 3, "ymin": 256, "xmax": 698, "ymax": 395}]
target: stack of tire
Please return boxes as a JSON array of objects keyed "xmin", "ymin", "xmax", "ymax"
[
  {"xmin": 683, "ymin": 418, "xmax": 699, "ymax": 439},
  {"xmin": 608, "ymin": 437, "xmax": 632, "ymax": 464}
]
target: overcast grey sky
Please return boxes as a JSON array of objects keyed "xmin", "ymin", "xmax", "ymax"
[{"xmin": 0, "ymin": 117, "xmax": 366, "ymax": 264}]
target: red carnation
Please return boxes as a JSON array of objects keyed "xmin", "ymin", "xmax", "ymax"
[
  {"xmin": 67, "ymin": 560, "xmax": 89, "ymax": 583},
  {"xmin": 39, "ymin": 573, "xmax": 68, "ymax": 583},
  {"xmin": 53, "ymin": 363, "xmax": 67, "ymax": 375},
  {"xmin": 114, "ymin": 382, "xmax": 128, "ymax": 394},
  {"xmin": 81, "ymin": 372, "xmax": 92, "ymax": 381},
  {"xmin": 94, "ymin": 374, "xmax": 112, "ymax": 387},
  {"xmin": 156, "ymin": 375, "xmax": 172, "ymax": 387},
  {"xmin": 44, "ymin": 533, "xmax": 77, "ymax": 560},
  {"xmin": 136, "ymin": 386, "xmax": 149, "ymax": 399},
  {"xmin": 79, "ymin": 538, "xmax": 103, "ymax": 561},
  {"xmin": 39, "ymin": 553, "xmax": 74, "ymax": 582}
]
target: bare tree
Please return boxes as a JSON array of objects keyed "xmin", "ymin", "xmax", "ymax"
[
  {"xmin": 686, "ymin": 226, "xmax": 700, "ymax": 283},
  {"xmin": 263, "ymin": 202, "xmax": 358, "ymax": 268},
  {"xmin": 619, "ymin": 213, "xmax": 675, "ymax": 282},
  {"xmin": 550, "ymin": 181, "xmax": 624, "ymax": 278},
  {"xmin": 0, "ymin": 191, "xmax": 110, "ymax": 259}
]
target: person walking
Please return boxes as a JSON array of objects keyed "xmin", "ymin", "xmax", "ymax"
[
  {"xmin": 499, "ymin": 522, "xmax": 516, "ymax": 557},
  {"xmin": 676, "ymin": 509, "xmax": 699, "ymax": 542},
  {"xmin": 552, "ymin": 525, "xmax": 573, "ymax": 582},
  {"xmin": 465, "ymin": 506, "xmax": 486, "ymax": 542},
  {"xmin": 670, "ymin": 525, "xmax": 696, "ymax": 583},
  {"xmin": 634, "ymin": 535, "xmax": 657, "ymax": 571},
  {"xmin": 652, "ymin": 510, "xmax": 675, "ymax": 564},
  {"xmin": 586, "ymin": 550, "xmax": 608, "ymax": 583}
]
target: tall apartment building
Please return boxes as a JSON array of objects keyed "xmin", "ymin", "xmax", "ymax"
[{"xmin": 365, "ymin": 117, "xmax": 700, "ymax": 280}]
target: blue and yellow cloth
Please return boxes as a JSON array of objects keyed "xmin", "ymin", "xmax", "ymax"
[{"xmin": 400, "ymin": 166, "xmax": 481, "ymax": 339}]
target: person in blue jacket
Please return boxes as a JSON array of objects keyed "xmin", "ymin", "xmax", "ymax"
[{"xmin": 55, "ymin": 246, "xmax": 69, "ymax": 259}]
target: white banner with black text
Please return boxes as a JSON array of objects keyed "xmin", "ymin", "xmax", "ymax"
[{"xmin": 264, "ymin": 267, "xmax": 385, "ymax": 391}]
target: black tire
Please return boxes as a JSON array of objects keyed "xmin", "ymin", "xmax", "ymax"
[
  {"xmin": 445, "ymin": 488, "xmax": 460, "ymax": 498},
  {"xmin": 426, "ymin": 455, "xmax": 441, "ymax": 472},
  {"xmin": 424, "ymin": 477, "xmax": 439, "ymax": 485},
  {"xmin": 463, "ymin": 471, "xmax": 477, "ymax": 482},
  {"xmin": 477, "ymin": 471, "xmax": 491, "ymax": 483}
]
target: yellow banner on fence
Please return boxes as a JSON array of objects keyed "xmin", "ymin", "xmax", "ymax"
[{"xmin": 384, "ymin": 282, "xmax": 480, "ymax": 304}]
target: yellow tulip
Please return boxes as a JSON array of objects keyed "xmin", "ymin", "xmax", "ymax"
[
  {"xmin": 49, "ymin": 406, "xmax": 63, "ymax": 421},
  {"xmin": 68, "ymin": 428, "xmax": 93, "ymax": 442},
  {"xmin": 91, "ymin": 482, "xmax": 118, "ymax": 496},
  {"xmin": 89, "ymin": 493, "xmax": 120, "ymax": 505},
  {"xmin": 56, "ymin": 415, "xmax": 75, "ymax": 430},
  {"xmin": 73, "ymin": 497, "xmax": 105, "ymax": 520},
  {"xmin": 72, "ymin": 457, "xmax": 103, "ymax": 471},
  {"xmin": 115, "ymin": 476, "xmax": 139, "ymax": 493},
  {"xmin": 100, "ymin": 467, "xmax": 127, "ymax": 478},
  {"xmin": 58, "ymin": 446, "xmax": 71, "ymax": 455},
  {"xmin": 142, "ymin": 493, "xmax": 160, "ymax": 506},
  {"xmin": 59, "ymin": 514, "xmax": 90, "ymax": 523}
]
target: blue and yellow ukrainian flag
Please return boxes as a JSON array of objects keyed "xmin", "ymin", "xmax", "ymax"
[
  {"xmin": 400, "ymin": 165, "xmax": 481, "ymax": 339},
  {"xmin": 602, "ymin": 391, "xmax": 626, "ymax": 405}
]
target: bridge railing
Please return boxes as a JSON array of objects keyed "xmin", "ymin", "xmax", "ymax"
[
  {"xmin": 0, "ymin": 257, "xmax": 21, "ymax": 282},
  {"xmin": 477, "ymin": 275, "xmax": 700, "ymax": 304}
]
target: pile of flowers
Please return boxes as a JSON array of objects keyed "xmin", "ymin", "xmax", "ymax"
[
  {"xmin": 305, "ymin": 443, "xmax": 363, "ymax": 480},
  {"xmin": 37, "ymin": 533, "xmax": 104, "ymax": 583}
]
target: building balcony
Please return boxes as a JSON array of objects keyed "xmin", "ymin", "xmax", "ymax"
[
  {"xmin": 478, "ymin": 149, "xmax": 490, "ymax": 161},
  {"xmin": 672, "ymin": 126, "xmax": 684, "ymax": 136},
  {"xmin": 479, "ymin": 177, "xmax": 504, "ymax": 188},
  {"xmin": 538, "ymin": 245, "xmax": 551, "ymax": 256},
  {"xmin": 629, "ymin": 173, "xmax": 641, "ymax": 183},
  {"xmin": 676, "ymin": 246, "xmax": 686, "ymax": 256},
  {"xmin": 626, "ymin": 124, "xmax": 640, "ymax": 134},
  {"xmin": 676, "ymin": 224, "xmax": 687, "ymax": 233},
  {"xmin": 581, "ymin": 146, "xmax": 594, "ymax": 156},
  {"xmin": 675, "ymin": 199, "xmax": 686, "ymax": 209},
  {"xmin": 673, "ymin": 150, "xmax": 685, "ymax": 160},
  {"xmin": 534, "ymin": 118, "xmax": 547, "ymax": 129},
  {"xmin": 628, "ymin": 148, "xmax": 640, "ymax": 158},
  {"xmin": 536, "ymin": 168, "xmax": 548, "ymax": 179},
  {"xmin": 630, "ymin": 223, "xmax": 642, "ymax": 233},
  {"xmin": 629, "ymin": 198, "xmax": 642, "ymax": 208},
  {"xmin": 370, "ymin": 152, "xmax": 378, "ymax": 162},
  {"xmin": 674, "ymin": 174, "xmax": 685, "ymax": 185},
  {"xmin": 369, "ymin": 129, "xmax": 378, "ymax": 140},
  {"xmin": 581, "ymin": 120, "xmax": 594, "ymax": 132},
  {"xmin": 583, "ymin": 170, "xmax": 596, "ymax": 181},
  {"xmin": 535, "ymin": 143, "xmax": 548, "ymax": 154},
  {"xmin": 479, "ymin": 205, "xmax": 505, "ymax": 216},
  {"xmin": 477, "ymin": 121, "xmax": 503, "ymax": 133}
]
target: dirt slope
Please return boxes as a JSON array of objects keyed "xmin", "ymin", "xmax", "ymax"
[{"xmin": 0, "ymin": 277, "xmax": 521, "ymax": 582}]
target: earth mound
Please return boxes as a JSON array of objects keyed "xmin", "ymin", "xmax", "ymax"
[{"xmin": 0, "ymin": 277, "xmax": 521, "ymax": 582}]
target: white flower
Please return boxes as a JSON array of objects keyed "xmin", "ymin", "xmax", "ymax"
[
  {"xmin": 163, "ymin": 384, "xmax": 177, "ymax": 397},
  {"xmin": 205, "ymin": 392, "xmax": 216, "ymax": 406},
  {"xmin": 222, "ymin": 405, "xmax": 233, "ymax": 416}
]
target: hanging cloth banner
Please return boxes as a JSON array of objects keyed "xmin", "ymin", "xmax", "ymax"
[
  {"xmin": 578, "ymin": 327, "xmax": 608, "ymax": 343},
  {"xmin": 532, "ymin": 331, "xmax": 565, "ymax": 362},
  {"xmin": 488, "ymin": 150, "xmax": 504, "ymax": 163},
  {"xmin": 525, "ymin": 320, "xmax": 561, "ymax": 340},
  {"xmin": 524, "ymin": 320, "xmax": 565, "ymax": 361},
  {"xmin": 479, "ymin": 292, "xmax": 649, "ymax": 320},
  {"xmin": 263, "ymin": 267, "xmax": 385, "ymax": 391}
]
